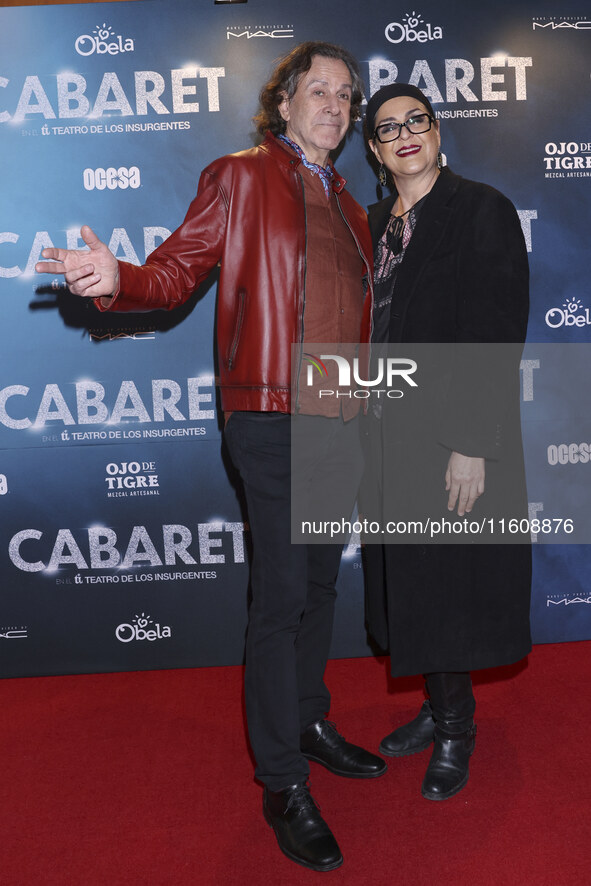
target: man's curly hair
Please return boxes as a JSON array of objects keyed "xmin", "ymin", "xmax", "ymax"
[{"xmin": 253, "ymin": 41, "xmax": 364, "ymax": 136}]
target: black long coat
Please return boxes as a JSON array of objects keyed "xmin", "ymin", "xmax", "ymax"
[{"xmin": 363, "ymin": 167, "xmax": 532, "ymax": 677}]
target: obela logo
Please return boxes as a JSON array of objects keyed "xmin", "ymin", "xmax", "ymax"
[
  {"xmin": 545, "ymin": 297, "xmax": 591, "ymax": 329},
  {"xmin": 115, "ymin": 612, "xmax": 171, "ymax": 643},
  {"xmin": 385, "ymin": 11, "xmax": 443, "ymax": 44},
  {"xmin": 75, "ymin": 23, "xmax": 135, "ymax": 56}
]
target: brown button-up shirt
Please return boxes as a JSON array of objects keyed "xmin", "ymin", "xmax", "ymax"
[{"xmin": 297, "ymin": 164, "xmax": 365, "ymax": 419}]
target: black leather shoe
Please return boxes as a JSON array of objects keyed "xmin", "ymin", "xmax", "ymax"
[
  {"xmin": 301, "ymin": 720, "xmax": 387, "ymax": 778},
  {"xmin": 421, "ymin": 723, "xmax": 477, "ymax": 801},
  {"xmin": 263, "ymin": 783, "xmax": 343, "ymax": 872},
  {"xmin": 380, "ymin": 700, "xmax": 435, "ymax": 757}
]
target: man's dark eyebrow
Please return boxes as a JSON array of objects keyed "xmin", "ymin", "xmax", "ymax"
[{"xmin": 306, "ymin": 78, "xmax": 352, "ymax": 90}]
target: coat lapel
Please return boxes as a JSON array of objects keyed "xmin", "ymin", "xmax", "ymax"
[
  {"xmin": 393, "ymin": 168, "xmax": 460, "ymax": 307},
  {"xmin": 368, "ymin": 194, "xmax": 395, "ymax": 247},
  {"xmin": 368, "ymin": 168, "xmax": 462, "ymax": 340}
]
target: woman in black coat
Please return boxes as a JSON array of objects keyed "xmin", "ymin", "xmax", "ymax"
[{"xmin": 362, "ymin": 83, "xmax": 532, "ymax": 801}]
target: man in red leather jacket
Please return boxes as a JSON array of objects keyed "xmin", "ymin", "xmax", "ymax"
[{"xmin": 36, "ymin": 42, "xmax": 384, "ymax": 872}]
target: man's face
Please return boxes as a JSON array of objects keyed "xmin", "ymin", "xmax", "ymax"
[{"xmin": 278, "ymin": 55, "xmax": 352, "ymax": 166}]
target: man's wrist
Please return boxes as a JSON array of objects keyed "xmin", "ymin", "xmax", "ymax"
[{"xmin": 99, "ymin": 267, "xmax": 120, "ymax": 309}]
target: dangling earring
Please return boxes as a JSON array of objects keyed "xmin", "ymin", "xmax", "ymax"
[
  {"xmin": 378, "ymin": 163, "xmax": 387, "ymax": 187},
  {"xmin": 437, "ymin": 151, "xmax": 443, "ymax": 170}
]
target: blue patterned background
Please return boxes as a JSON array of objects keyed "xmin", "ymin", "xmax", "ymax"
[{"xmin": 1, "ymin": 0, "xmax": 590, "ymax": 674}]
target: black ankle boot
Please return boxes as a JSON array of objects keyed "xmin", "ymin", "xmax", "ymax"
[
  {"xmin": 379, "ymin": 700, "xmax": 435, "ymax": 757},
  {"xmin": 421, "ymin": 671, "xmax": 476, "ymax": 800},
  {"xmin": 421, "ymin": 723, "xmax": 477, "ymax": 800}
]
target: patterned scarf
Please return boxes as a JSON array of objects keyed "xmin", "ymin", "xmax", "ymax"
[{"xmin": 278, "ymin": 133, "xmax": 335, "ymax": 198}]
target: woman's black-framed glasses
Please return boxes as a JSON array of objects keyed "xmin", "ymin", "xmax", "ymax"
[{"xmin": 373, "ymin": 113, "xmax": 434, "ymax": 144}]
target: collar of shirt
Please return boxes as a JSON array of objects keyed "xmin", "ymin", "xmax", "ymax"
[{"xmin": 277, "ymin": 133, "xmax": 335, "ymax": 198}]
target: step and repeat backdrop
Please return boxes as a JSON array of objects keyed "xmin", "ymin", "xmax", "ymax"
[{"xmin": 1, "ymin": 0, "xmax": 590, "ymax": 676}]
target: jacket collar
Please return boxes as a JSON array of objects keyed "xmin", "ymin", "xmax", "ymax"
[
  {"xmin": 368, "ymin": 167, "xmax": 462, "ymax": 334},
  {"xmin": 391, "ymin": 166, "xmax": 461, "ymax": 272},
  {"xmin": 368, "ymin": 166, "xmax": 460, "ymax": 243},
  {"xmin": 261, "ymin": 131, "xmax": 347, "ymax": 194}
]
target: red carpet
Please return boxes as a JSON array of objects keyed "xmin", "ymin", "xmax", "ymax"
[{"xmin": 2, "ymin": 642, "xmax": 590, "ymax": 885}]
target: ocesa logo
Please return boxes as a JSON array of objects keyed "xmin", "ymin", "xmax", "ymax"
[
  {"xmin": 83, "ymin": 166, "xmax": 140, "ymax": 191},
  {"xmin": 547, "ymin": 443, "xmax": 591, "ymax": 466}
]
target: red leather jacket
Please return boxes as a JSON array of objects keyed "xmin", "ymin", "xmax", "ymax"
[{"xmin": 104, "ymin": 132, "xmax": 374, "ymax": 413}]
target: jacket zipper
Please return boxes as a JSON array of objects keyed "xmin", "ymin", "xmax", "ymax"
[
  {"xmin": 335, "ymin": 192, "xmax": 374, "ymax": 340},
  {"xmin": 293, "ymin": 170, "xmax": 307, "ymax": 413},
  {"xmin": 335, "ymin": 193, "xmax": 375, "ymax": 411},
  {"xmin": 227, "ymin": 288, "xmax": 245, "ymax": 370}
]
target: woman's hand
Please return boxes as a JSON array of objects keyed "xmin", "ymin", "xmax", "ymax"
[{"xmin": 445, "ymin": 451, "xmax": 485, "ymax": 516}]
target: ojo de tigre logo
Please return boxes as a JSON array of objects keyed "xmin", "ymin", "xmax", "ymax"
[
  {"xmin": 544, "ymin": 141, "xmax": 591, "ymax": 174},
  {"xmin": 75, "ymin": 23, "xmax": 135, "ymax": 56},
  {"xmin": 304, "ymin": 352, "xmax": 418, "ymax": 400},
  {"xmin": 83, "ymin": 166, "xmax": 141, "ymax": 191},
  {"xmin": 385, "ymin": 11, "xmax": 443, "ymax": 44},
  {"xmin": 105, "ymin": 460, "xmax": 159, "ymax": 497}
]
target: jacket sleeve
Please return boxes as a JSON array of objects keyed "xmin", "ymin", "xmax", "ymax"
[
  {"xmin": 456, "ymin": 187, "xmax": 529, "ymax": 344},
  {"xmin": 95, "ymin": 168, "xmax": 228, "ymax": 313},
  {"xmin": 438, "ymin": 187, "xmax": 529, "ymax": 459}
]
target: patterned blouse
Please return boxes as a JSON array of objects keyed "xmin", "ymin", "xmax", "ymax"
[{"xmin": 372, "ymin": 197, "xmax": 426, "ymax": 345}]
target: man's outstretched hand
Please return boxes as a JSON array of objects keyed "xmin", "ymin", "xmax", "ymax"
[{"xmin": 35, "ymin": 225, "xmax": 119, "ymax": 300}]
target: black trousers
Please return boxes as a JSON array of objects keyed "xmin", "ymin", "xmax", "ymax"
[{"xmin": 224, "ymin": 411, "xmax": 362, "ymax": 790}]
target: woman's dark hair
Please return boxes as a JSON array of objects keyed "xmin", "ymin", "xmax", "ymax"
[{"xmin": 253, "ymin": 41, "xmax": 364, "ymax": 136}]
